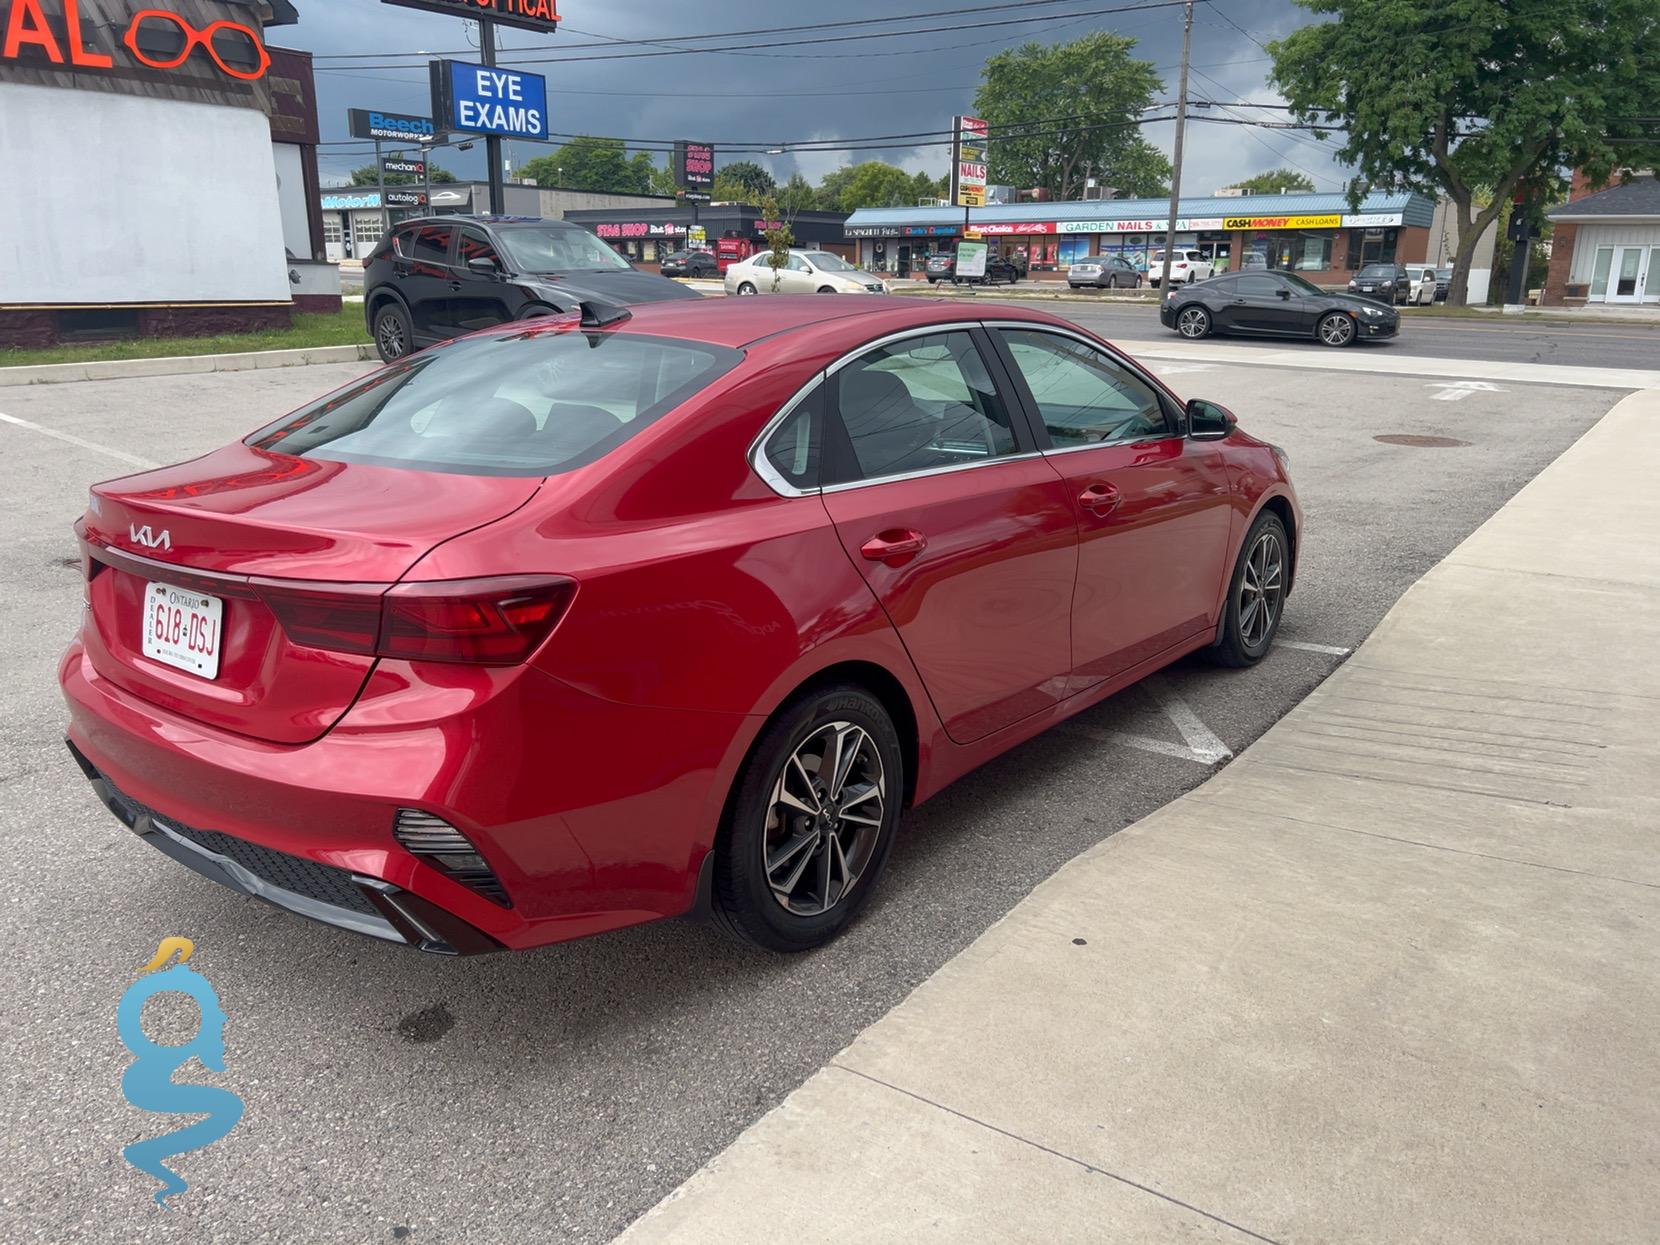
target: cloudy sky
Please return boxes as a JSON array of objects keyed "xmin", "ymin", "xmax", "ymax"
[{"xmin": 282, "ymin": 0, "xmax": 1348, "ymax": 195}]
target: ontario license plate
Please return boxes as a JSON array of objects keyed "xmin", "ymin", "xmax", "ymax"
[{"xmin": 142, "ymin": 582, "xmax": 223, "ymax": 679}]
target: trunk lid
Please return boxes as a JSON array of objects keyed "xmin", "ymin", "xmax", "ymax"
[{"xmin": 80, "ymin": 445, "xmax": 540, "ymax": 744}]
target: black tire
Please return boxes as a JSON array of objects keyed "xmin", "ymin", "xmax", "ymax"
[
  {"xmin": 736, "ymin": 281, "xmax": 758, "ymax": 296},
  {"xmin": 1208, "ymin": 511, "xmax": 1289, "ymax": 668},
  {"xmin": 372, "ymin": 301, "xmax": 414, "ymax": 363},
  {"xmin": 518, "ymin": 304, "xmax": 559, "ymax": 320},
  {"xmin": 1175, "ymin": 304, "xmax": 1211, "ymax": 339},
  {"xmin": 816, "ymin": 285, "xmax": 837, "ymax": 294},
  {"xmin": 712, "ymin": 685, "xmax": 903, "ymax": 952}
]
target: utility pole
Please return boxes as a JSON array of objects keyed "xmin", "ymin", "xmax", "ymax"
[
  {"xmin": 479, "ymin": 19, "xmax": 505, "ymax": 215},
  {"xmin": 374, "ymin": 137, "xmax": 388, "ymax": 237},
  {"xmin": 1159, "ymin": 0, "xmax": 1193, "ymax": 294}
]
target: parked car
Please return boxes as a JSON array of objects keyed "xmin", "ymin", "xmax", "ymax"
[
  {"xmin": 1148, "ymin": 249, "xmax": 1215, "ymax": 286},
  {"xmin": 1162, "ymin": 270, "xmax": 1399, "ymax": 347},
  {"xmin": 924, "ymin": 253, "xmax": 957, "ymax": 283},
  {"xmin": 1068, "ymin": 255, "xmax": 1143, "ymax": 289},
  {"xmin": 61, "ymin": 296, "xmax": 1299, "ymax": 956},
  {"xmin": 1432, "ymin": 267, "xmax": 1453, "ymax": 302},
  {"xmin": 969, "ymin": 255, "xmax": 1023, "ymax": 285},
  {"xmin": 660, "ymin": 249, "xmax": 717, "ymax": 279},
  {"xmin": 1346, "ymin": 262, "xmax": 1411, "ymax": 305},
  {"xmin": 725, "ymin": 248, "xmax": 888, "ymax": 295},
  {"xmin": 363, "ymin": 216, "xmax": 697, "ymax": 363},
  {"xmin": 1407, "ymin": 266, "xmax": 1440, "ymax": 305}
]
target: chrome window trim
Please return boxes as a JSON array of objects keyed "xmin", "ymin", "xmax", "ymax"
[{"xmin": 746, "ymin": 321, "xmax": 1012, "ymax": 498}]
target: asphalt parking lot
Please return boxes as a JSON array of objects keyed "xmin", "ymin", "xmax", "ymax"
[{"xmin": 0, "ymin": 348, "xmax": 1622, "ymax": 1243}]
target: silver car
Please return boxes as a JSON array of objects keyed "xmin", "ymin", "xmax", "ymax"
[
  {"xmin": 725, "ymin": 248, "xmax": 887, "ymax": 296},
  {"xmin": 1068, "ymin": 254, "xmax": 1143, "ymax": 289}
]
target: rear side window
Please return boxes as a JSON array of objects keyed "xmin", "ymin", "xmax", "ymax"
[
  {"xmin": 758, "ymin": 384, "xmax": 822, "ymax": 491},
  {"xmin": 249, "ymin": 329, "xmax": 741, "ymax": 477},
  {"xmin": 828, "ymin": 331, "xmax": 1018, "ymax": 483},
  {"xmin": 397, "ymin": 224, "xmax": 453, "ymax": 264}
]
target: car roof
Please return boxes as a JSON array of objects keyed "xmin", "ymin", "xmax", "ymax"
[
  {"xmin": 472, "ymin": 294, "xmax": 1072, "ymax": 351},
  {"xmin": 398, "ymin": 214, "xmax": 567, "ymax": 229}
]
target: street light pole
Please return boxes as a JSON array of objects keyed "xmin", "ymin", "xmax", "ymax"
[
  {"xmin": 1159, "ymin": 1, "xmax": 1193, "ymax": 294},
  {"xmin": 479, "ymin": 19, "xmax": 505, "ymax": 215}
]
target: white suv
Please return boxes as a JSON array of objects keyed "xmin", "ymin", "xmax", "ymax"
[{"xmin": 1148, "ymin": 249, "xmax": 1215, "ymax": 286}]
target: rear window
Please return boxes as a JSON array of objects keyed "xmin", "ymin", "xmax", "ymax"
[{"xmin": 249, "ymin": 327, "xmax": 740, "ymax": 477}]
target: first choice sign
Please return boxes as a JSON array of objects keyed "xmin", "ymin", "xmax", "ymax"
[
  {"xmin": 431, "ymin": 59, "xmax": 548, "ymax": 140},
  {"xmin": 382, "ymin": 0, "xmax": 561, "ymax": 34}
]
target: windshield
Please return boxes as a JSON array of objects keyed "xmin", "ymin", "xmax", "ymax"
[
  {"xmin": 1279, "ymin": 273, "xmax": 1323, "ymax": 295},
  {"xmin": 806, "ymin": 252, "xmax": 857, "ymax": 271},
  {"xmin": 496, "ymin": 226, "xmax": 632, "ymax": 273},
  {"xmin": 249, "ymin": 329, "xmax": 741, "ymax": 477},
  {"xmin": 1358, "ymin": 264, "xmax": 1397, "ymax": 278}
]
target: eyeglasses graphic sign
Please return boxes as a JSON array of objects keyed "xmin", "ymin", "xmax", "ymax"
[{"xmin": 0, "ymin": 3, "xmax": 272, "ymax": 81}]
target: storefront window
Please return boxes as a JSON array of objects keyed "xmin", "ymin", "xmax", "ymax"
[
  {"xmin": 1255, "ymin": 230, "xmax": 1335, "ymax": 272},
  {"xmin": 1347, "ymin": 228, "xmax": 1400, "ymax": 268}
]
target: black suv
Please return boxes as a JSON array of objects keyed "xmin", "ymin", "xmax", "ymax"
[
  {"xmin": 364, "ymin": 216, "xmax": 699, "ymax": 362},
  {"xmin": 1346, "ymin": 262, "xmax": 1411, "ymax": 305}
]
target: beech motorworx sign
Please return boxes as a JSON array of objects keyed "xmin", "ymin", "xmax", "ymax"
[
  {"xmin": 382, "ymin": 0, "xmax": 561, "ymax": 35},
  {"xmin": 0, "ymin": 1, "xmax": 271, "ymax": 80},
  {"xmin": 348, "ymin": 108, "xmax": 436, "ymax": 141}
]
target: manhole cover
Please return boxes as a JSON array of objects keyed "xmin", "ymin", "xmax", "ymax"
[{"xmin": 1374, "ymin": 434, "xmax": 1471, "ymax": 448}]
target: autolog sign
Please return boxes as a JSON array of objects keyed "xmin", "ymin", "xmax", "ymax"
[{"xmin": 431, "ymin": 59, "xmax": 548, "ymax": 140}]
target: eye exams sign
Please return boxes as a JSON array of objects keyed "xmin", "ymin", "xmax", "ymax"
[{"xmin": 430, "ymin": 59, "xmax": 548, "ymax": 140}]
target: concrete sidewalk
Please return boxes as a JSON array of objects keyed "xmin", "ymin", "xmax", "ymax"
[{"xmin": 617, "ymin": 387, "xmax": 1660, "ymax": 1244}]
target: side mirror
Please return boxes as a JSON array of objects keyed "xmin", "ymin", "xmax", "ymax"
[
  {"xmin": 468, "ymin": 256, "xmax": 501, "ymax": 275},
  {"xmin": 1275, "ymin": 288, "xmax": 1291, "ymax": 300},
  {"xmin": 1187, "ymin": 399, "xmax": 1237, "ymax": 441}
]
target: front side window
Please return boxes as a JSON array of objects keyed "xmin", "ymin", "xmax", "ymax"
[
  {"xmin": 998, "ymin": 330, "xmax": 1169, "ymax": 448},
  {"xmin": 806, "ymin": 252, "xmax": 856, "ymax": 271},
  {"xmin": 1237, "ymin": 275, "xmax": 1284, "ymax": 297},
  {"xmin": 786, "ymin": 254, "xmax": 811, "ymax": 272},
  {"xmin": 456, "ymin": 227, "xmax": 501, "ymax": 269},
  {"xmin": 830, "ymin": 331, "xmax": 1017, "ymax": 482},
  {"xmin": 249, "ymin": 329, "xmax": 740, "ymax": 477}
]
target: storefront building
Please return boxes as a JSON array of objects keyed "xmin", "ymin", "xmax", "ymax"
[
  {"xmin": 1544, "ymin": 172, "xmax": 1660, "ymax": 307},
  {"xmin": 1, "ymin": 1, "xmax": 332, "ymax": 347},
  {"xmin": 562, "ymin": 205, "xmax": 852, "ymax": 269},
  {"xmin": 843, "ymin": 190, "xmax": 1436, "ymax": 285}
]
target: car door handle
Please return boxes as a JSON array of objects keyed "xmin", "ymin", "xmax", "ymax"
[
  {"xmin": 1079, "ymin": 483, "xmax": 1122, "ymax": 515},
  {"xmin": 860, "ymin": 529, "xmax": 927, "ymax": 564},
  {"xmin": 1230, "ymin": 298, "xmax": 1248, "ymax": 305},
  {"xmin": 448, "ymin": 281, "xmax": 463, "ymax": 291}
]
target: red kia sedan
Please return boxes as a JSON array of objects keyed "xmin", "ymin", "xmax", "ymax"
[{"xmin": 61, "ymin": 297, "xmax": 1298, "ymax": 955}]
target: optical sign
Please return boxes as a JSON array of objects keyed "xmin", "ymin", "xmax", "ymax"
[
  {"xmin": 383, "ymin": 0, "xmax": 561, "ymax": 35},
  {"xmin": 431, "ymin": 59, "xmax": 548, "ymax": 140}
]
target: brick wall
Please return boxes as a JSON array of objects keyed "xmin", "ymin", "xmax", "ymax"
[
  {"xmin": 0, "ymin": 305, "xmax": 294, "ymax": 351},
  {"xmin": 1542, "ymin": 169, "xmax": 1601, "ymax": 306}
]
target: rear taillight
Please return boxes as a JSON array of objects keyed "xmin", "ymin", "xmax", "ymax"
[{"xmin": 256, "ymin": 575, "xmax": 575, "ymax": 666}]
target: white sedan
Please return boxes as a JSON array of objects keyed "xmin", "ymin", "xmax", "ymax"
[
  {"xmin": 724, "ymin": 249, "xmax": 888, "ymax": 296},
  {"xmin": 1147, "ymin": 249, "xmax": 1216, "ymax": 286}
]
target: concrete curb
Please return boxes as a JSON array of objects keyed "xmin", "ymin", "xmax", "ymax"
[{"xmin": 0, "ymin": 343, "xmax": 377, "ymax": 388}]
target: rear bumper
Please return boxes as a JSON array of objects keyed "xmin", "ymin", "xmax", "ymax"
[
  {"xmin": 67, "ymin": 739, "xmax": 499, "ymax": 955},
  {"xmin": 60, "ymin": 639, "xmax": 754, "ymax": 953}
]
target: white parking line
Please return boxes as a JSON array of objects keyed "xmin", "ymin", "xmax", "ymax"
[
  {"xmin": 1143, "ymin": 674, "xmax": 1233, "ymax": 764},
  {"xmin": 0, "ymin": 411, "xmax": 157, "ymax": 469},
  {"xmin": 1280, "ymin": 640, "xmax": 1353, "ymax": 656}
]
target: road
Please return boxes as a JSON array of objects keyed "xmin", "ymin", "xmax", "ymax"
[
  {"xmin": 962, "ymin": 294, "xmax": 1660, "ymax": 370},
  {"xmin": 0, "ymin": 351, "xmax": 1623, "ymax": 1243}
]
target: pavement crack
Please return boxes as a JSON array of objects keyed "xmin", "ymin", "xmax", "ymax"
[{"xmin": 827, "ymin": 1063, "xmax": 1286, "ymax": 1244}]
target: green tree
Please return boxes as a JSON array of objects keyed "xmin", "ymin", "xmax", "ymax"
[
  {"xmin": 760, "ymin": 194, "xmax": 795, "ymax": 292},
  {"xmin": 718, "ymin": 160, "xmax": 777, "ymax": 200},
  {"xmin": 520, "ymin": 136, "xmax": 652, "ymax": 193},
  {"xmin": 1270, "ymin": 0, "xmax": 1660, "ymax": 305},
  {"xmin": 1228, "ymin": 168, "xmax": 1316, "ymax": 196},
  {"xmin": 815, "ymin": 161, "xmax": 930, "ymax": 212},
  {"xmin": 777, "ymin": 172, "xmax": 816, "ymax": 218},
  {"xmin": 349, "ymin": 153, "xmax": 458, "ymax": 186},
  {"xmin": 973, "ymin": 32, "xmax": 1167, "ymax": 201}
]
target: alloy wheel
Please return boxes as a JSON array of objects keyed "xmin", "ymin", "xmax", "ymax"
[
  {"xmin": 1319, "ymin": 314, "xmax": 1354, "ymax": 346},
  {"xmin": 764, "ymin": 721, "xmax": 886, "ymax": 917},
  {"xmin": 1238, "ymin": 530, "xmax": 1285, "ymax": 648},
  {"xmin": 1177, "ymin": 307, "xmax": 1208, "ymax": 338},
  {"xmin": 376, "ymin": 314, "xmax": 407, "ymax": 359}
]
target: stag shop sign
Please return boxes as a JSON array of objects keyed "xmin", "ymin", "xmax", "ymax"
[
  {"xmin": 0, "ymin": 1, "xmax": 271, "ymax": 81},
  {"xmin": 593, "ymin": 222, "xmax": 688, "ymax": 239}
]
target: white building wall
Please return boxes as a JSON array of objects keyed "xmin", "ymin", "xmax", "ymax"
[
  {"xmin": 1567, "ymin": 223, "xmax": 1660, "ymax": 285},
  {"xmin": 272, "ymin": 143, "xmax": 313, "ymax": 261},
  {"xmin": 0, "ymin": 82, "xmax": 290, "ymax": 304}
]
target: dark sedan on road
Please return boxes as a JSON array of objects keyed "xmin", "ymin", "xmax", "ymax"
[
  {"xmin": 1161, "ymin": 270, "xmax": 1399, "ymax": 347},
  {"xmin": 363, "ymin": 215, "xmax": 697, "ymax": 362},
  {"xmin": 659, "ymin": 249, "xmax": 717, "ymax": 279}
]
